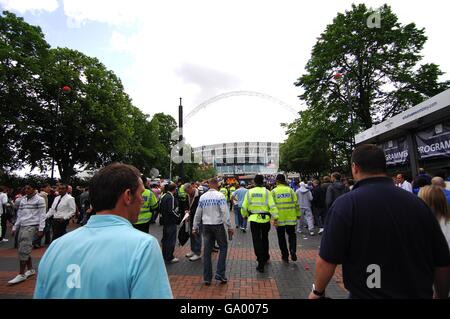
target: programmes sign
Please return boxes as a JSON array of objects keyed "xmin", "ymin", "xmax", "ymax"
[
  {"xmin": 415, "ymin": 121, "xmax": 450, "ymax": 159},
  {"xmin": 381, "ymin": 138, "xmax": 409, "ymax": 166}
]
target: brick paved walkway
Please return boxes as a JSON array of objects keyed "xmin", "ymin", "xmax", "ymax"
[{"xmin": 0, "ymin": 219, "xmax": 348, "ymax": 299}]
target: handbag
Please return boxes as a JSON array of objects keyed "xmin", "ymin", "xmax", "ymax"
[{"xmin": 177, "ymin": 219, "xmax": 190, "ymax": 246}]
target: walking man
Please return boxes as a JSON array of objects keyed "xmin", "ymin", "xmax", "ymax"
[
  {"xmin": 8, "ymin": 182, "xmax": 46, "ymax": 285},
  {"xmin": 193, "ymin": 178, "xmax": 233, "ymax": 285},
  {"xmin": 231, "ymin": 181, "xmax": 248, "ymax": 232},
  {"xmin": 396, "ymin": 173, "xmax": 413, "ymax": 193},
  {"xmin": 326, "ymin": 172, "xmax": 350, "ymax": 209},
  {"xmin": 309, "ymin": 144, "xmax": 450, "ymax": 299},
  {"xmin": 46, "ymin": 183, "xmax": 76, "ymax": 241},
  {"xmin": 184, "ymin": 183, "xmax": 202, "ymax": 262},
  {"xmin": 271, "ymin": 174, "xmax": 300, "ymax": 262},
  {"xmin": 34, "ymin": 163, "xmax": 172, "ymax": 298},
  {"xmin": 159, "ymin": 183, "xmax": 180, "ymax": 264},
  {"xmin": 133, "ymin": 175, "xmax": 158, "ymax": 233},
  {"xmin": 296, "ymin": 182, "xmax": 315, "ymax": 236},
  {"xmin": 0, "ymin": 186, "xmax": 9, "ymax": 242},
  {"xmin": 311, "ymin": 179, "xmax": 326, "ymax": 235},
  {"xmin": 241, "ymin": 175, "xmax": 278, "ymax": 273}
]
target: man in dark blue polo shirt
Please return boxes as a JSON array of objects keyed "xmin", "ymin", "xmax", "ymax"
[{"xmin": 309, "ymin": 144, "xmax": 450, "ymax": 299}]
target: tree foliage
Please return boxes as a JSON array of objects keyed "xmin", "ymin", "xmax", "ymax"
[
  {"xmin": 0, "ymin": 11, "xmax": 175, "ymax": 181},
  {"xmin": 281, "ymin": 4, "xmax": 450, "ymax": 174},
  {"xmin": 150, "ymin": 112, "xmax": 178, "ymax": 177},
  {"xmin": 0, "ymin": 11, "xmax": 50, "ymax": 170}
]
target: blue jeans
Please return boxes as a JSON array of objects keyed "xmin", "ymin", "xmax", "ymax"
[
  {"xmin": 234, "ymin": 206, "xmax": 246, "ymax": 229},
  {"xmin": 203, "ymin": 224, "xmax": 228, "ymax": 282},
  {"xmin": 190, "ymin": 223, "xmax": 202, "ymax": 255},
  {"xmin": 162, "ymin": 223, "xmax": 177, "ymax": 262}
]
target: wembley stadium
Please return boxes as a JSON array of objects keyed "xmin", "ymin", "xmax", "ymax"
[{"xmin": 192, "ymin": 142, "xmax": 280, "ymax": 176}]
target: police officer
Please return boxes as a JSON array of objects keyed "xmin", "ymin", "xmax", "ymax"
[
  {"xmin": 177, "ymin": 181, "xmax": 188, "ymax": 213},
  {"xmin": 271, "ymin": 174, "xmax": 301, "ymax": 263},
  {"xmin": 219, "ymin": 184, "xmax": 229, "ymax": 203},
  {"xmin": 133, "ymin": 175, "xmax": 158, "ymax": 233},
  {"xmin": 241, "ymin": 175, "xmax": 278, "ymax": 273}
]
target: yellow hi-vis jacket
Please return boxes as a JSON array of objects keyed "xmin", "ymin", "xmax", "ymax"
[
  {"xmin": 228, "ymin": 186, "xmax": 236, "ymax": 200},
  {"xmin": 241, "ymin": 186, "xmax": 278, "ymax": 223},
  {"xmin": 271, "ymin": 185, "xmax": 301, "ymax": 226},
  {"xmin": 135, "ymin": 188, "xmax": 158, "ymax": 225},
  {"xmin": 219, "ymin": 187, "xmax": 229, "ymax": 202},
  {"xmin": 178, "ymin": 184, "xmax": 187, "ymax": 201}
]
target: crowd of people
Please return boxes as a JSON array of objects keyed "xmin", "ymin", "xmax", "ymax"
[{"xmin": 0, "ymin": 144, "xmax": 449, "ymax": 298}]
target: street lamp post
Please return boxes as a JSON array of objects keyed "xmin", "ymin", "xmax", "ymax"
[
  {"xmin": 51, "ymin": 85, "xmax": 71, "ymax": 182},
  {"xmin": 178, "ymin": 97, "xmax": 184, "ymax": 182},
  {"xmin": 169, "ymin": 154, "xmax": 172, "ymax": 182}
]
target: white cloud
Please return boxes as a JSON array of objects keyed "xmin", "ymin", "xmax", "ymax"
[
  {"xmin": 0, "ymin": 0, "xmax": 59, "ymax": 13},
  {"xmin": 62, "ymin": 0, "xmax": 140, "ymax": 27},
  {"xmin": 14, "ymin": 0, "xmax": 450, "ymax": 147}
]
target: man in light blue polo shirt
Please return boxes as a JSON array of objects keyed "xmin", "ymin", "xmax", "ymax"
[
  {"xmin": 34, "ymin": 163, "xmax": 173, "ymax": 299},
  {"xmin": 231, "ymin": 182, "xmax": 248, "ymax": 232}
]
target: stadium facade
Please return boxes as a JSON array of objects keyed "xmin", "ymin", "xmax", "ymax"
[{"xmin": 192, "ymin": 142, "xmax": 280, "ymax": 176}]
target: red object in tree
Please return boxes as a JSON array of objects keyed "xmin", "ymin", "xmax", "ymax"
[
  {"xmin": 62, "ymin": 85, "xmax": 71, "ymax": 92},
  {"xmin": 333, "ymin": 73, "xmax": 343, "ymax": 80}
]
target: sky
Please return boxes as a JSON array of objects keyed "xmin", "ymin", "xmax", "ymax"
[{"xmin": 1, "ymin": 0, "xmax": 450, "ymax": 150}]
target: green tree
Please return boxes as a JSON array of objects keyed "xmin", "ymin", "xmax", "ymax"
[
  {"xmin": 280, "ymin": 109, "xmax": 332, "ymax": 175},
  {"xmin": 194, "ymin": 165, "xmax": 217, "ymax": 181},
  {"xmin": 284, "ymin": 3, "xmax": 450, "ymax": 173},
  {"xmin": 126, "ymin": 109, "xmax": 167, "ymax": 177},
  {"xmin": 0, "ymin": 12, "xmax": 174, "ymax": 182},
  {"xmin": 27, "ymin": 47, "xmax": 136, "ymax": 181},
  {"xmin": 151, "ymin": 113, "xmax": 177, "ymax": 151},
  {"xmin": 151, "ymin": 113, "xmax": 177, "ymax": 177},
  {"xmin": 0, "ymin": 11, "xmax": 50, "ymax": 170}
]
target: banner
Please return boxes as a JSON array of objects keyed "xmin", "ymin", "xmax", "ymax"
[
  {"xmin": 380, "ymin": 138, "xmax": 409, "ymax": 166},
  {"xmin": 415, "ymin": 121, "xmax": 450, "ymax": 159}
]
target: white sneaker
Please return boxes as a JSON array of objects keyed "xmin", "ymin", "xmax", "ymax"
[
  {"xmin": 170, "ymin": 258, "xmax": 179, "ymax": 264},
  {"xmin": 318, "ymin": 228, "xmax": 324, "ymax": 235},
  {"xmin": 310, "ymin": 231, "xmax": 315, "ymax": 236},
  {"xmin": 24, "ymin": 269, "xmax": 36, "ymax": 279},
  {"xmin": 8, "ymin": 274, "xmax": 27, "ymax": 285},
  {"xmin": 189, "ymin": 254, "xmax": 201, "ymax": 261},
  {"xmin": 185, "ymin": 252, "xmax": 194, "ymax": 258},
  {"xmin": 1, "ymin": 238, "xmax": 9, "ymax": 242}
]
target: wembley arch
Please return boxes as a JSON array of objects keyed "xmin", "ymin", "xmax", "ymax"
[{"xmin": 183, "ymin": 90, "xmax": 299, "ymax": 124}]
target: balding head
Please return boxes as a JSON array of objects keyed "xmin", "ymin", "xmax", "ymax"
[
  {"xmin": 209, "ymin": 178, "xmax": 219, "ymax": 190},
  {"xmin": 431, "ymin": 177, "xmax": 446, "ymax": 189}
]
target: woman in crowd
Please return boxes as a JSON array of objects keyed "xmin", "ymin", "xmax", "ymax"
[{"xmin": 419, "ymin": 185, "xmax": 450, "ymax": 250}]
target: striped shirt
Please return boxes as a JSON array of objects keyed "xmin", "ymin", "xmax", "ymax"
[
  {"xmin": 193, "ymin": 189, "xmax": 231, "ymax": 230},
  {"xmin": 13, "ymin": 193, "xmax": 46, "ymax": 231}
]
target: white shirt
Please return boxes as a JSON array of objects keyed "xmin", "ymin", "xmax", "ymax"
[
  {"xmin": 193, "ymin": 189, "xmax": 231, "ymax": 230},
  {"xmin": 398, "ymin": 180, "xmax": 413, "ymax": 193},
  {"xmin": 439, "ymin": 218, "xmax": 450, "ymax": 252},
  {"xmin": 0, "ymin": 192, "xmax": 8, "ymax": 215},
  {"xmin": 13, "ymin": 193, "xmax": 46, "ymax": 231},
  {"xmin": 46, "ymin": 193, "xmax": 76, "ymax": 220}
]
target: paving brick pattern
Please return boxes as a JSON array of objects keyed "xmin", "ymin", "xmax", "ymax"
[{"xmin": 0, "ymin": 219, "xmax": 348, "ymax": 299}]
